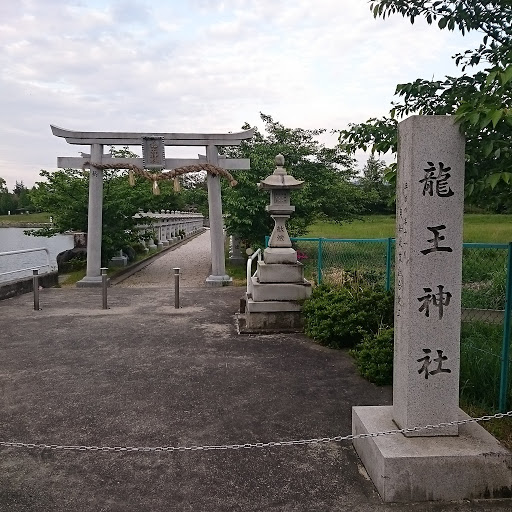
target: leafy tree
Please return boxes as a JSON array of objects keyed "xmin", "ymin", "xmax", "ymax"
[
  {"xmin": 29, "ymin": 148, "xmax": 188, "ymax": 263},
  {"xmin": 12, "ymin": 181, "xmax": 34, "ymax": 211},
  {"xmin": 359, "ymin": 155, "xmax": 394, "ymax": 214},
  {"xmin": 0, "ymin": 178, "xmax": 33, "ymax": 215},
  {"xmin": 221, "ymin": 114, "xmax": 368, "ymax": 247},
  {"xmin": 338, "ymin": 0, "xmax": 512, "ymax": 204},
  {"xmin": 180, "ymin": 173, "xmax": 209, "ymax": 216}
]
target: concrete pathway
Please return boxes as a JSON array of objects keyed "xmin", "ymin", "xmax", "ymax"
[
  {"xmin": 117, "ymin": 230, "xmax": 212, "ymax": 288},
  {"xmin": 0, "ymin": 239, "xmax": 510, "ymax": 510}
]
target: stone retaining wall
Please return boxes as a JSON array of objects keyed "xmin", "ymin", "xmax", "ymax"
[{"xmin": 0, "ymin": 272, "xmax": 59, "ymax": 301}]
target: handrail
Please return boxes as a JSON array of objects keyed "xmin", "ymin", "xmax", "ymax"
[
  {"xmin": 0, "ymin": 247, "xmax": 52, "ymax": 278},
  {"xmin": 246, "ymin": 248, "xmax": 262, "ymax": 298}
]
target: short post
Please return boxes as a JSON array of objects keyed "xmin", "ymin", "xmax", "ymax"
[
  {"xmin": 101, "ymin": 267, "xmax": 108, "ymax": 310},
  {"xmin": 174, "ymin": 268, "xmax": 180, "ymax": 309},
  {"xmin": 32, "ymin": 269, "xmax": 41, "ymax": 311}
]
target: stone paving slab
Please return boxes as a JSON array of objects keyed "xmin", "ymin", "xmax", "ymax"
[{"xmin": 0, "ymin": 286, "xmax": 511, "ymax": 511}]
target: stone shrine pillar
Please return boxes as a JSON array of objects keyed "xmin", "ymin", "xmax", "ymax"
[
  {"xmin": 351, "ymin": 116, "xmax": 511, "ymax": 502},
  {"xmin": 393, "ymin": 116, "xmax": 463, "ymax": 435},
  {"xmin": 77, "ymin": 143, "xmax": 104, "ymax": 287}
]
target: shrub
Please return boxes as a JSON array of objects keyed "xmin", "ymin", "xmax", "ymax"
[
  {"xmin": 351, "ymin": 327, "xmax": 394, "ymax": 385},
  {"xmin": 302, "ymin": 283, "xmax": 394, "ymax": 349},
  {"xmin": 131, "ymin": 242, "xmax": 147, "ymax": 254}
]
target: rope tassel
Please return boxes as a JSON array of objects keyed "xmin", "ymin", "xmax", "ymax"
[
  {"xmin": 153, "ymin": 180, "xmax": 160, "ymax": 195},
  {"xmin": 128, "ymin": 170, "xmax": 135, "ymax": 186}
]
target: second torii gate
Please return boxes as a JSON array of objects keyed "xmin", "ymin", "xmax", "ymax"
[{"xmin": 51, "ymin": 125, "xmax": 254, "ymax": 287}]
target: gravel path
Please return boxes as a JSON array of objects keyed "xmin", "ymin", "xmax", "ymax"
[{"xmin": 117, "ymin": 230, "xmax": 212, "ymax": 288}]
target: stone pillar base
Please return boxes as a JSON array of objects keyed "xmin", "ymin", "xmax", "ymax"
[
  {"xmin": 76, "ymin": 276, "xmax": 109, "ymax": 288},
  {"xmin": 352, "ymin": 405, "xmax": 512, "ymax": 502},
  {"xmin": 205, "ymin": 275, "xmax": 232, "ymax": 287}
]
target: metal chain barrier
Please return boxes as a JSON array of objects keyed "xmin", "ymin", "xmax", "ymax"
[{"xmin": 1, "ymin": 410, "xmax": 511, "ymax": 454}]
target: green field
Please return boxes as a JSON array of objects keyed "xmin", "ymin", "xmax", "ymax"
[
  {"xmin": 307, "ymin": 214, "xmax": 512, "ymax": 243},
  {"xmin": 0, "ymin": 212, "xmax": 52, "ymax": 224}
]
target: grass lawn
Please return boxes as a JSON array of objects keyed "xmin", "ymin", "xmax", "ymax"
[
  {"xmin": 0, "ymin": 212, "xmax": 52, "ymax": 224},
  {"xmin": 307, "ymin": 214, "xmax": 512, "ymax": 244}
]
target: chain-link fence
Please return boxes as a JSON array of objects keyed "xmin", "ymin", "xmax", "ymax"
[{"xmin": 265, "ymin": 236, "xmax": 512, "ymax": 413}]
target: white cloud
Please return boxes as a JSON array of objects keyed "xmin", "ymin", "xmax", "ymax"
[{"xmin": 0, "ymin": 0, "xmax": 483, "ymax": 189}]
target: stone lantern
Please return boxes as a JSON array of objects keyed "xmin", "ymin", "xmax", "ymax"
[
  {"xmin": 241, "ymin": 154, "xmax": 312, "ymax": 332},
  {"xmin": 259, "ymin": 154, "xmax": 303, "ymax": 264}
]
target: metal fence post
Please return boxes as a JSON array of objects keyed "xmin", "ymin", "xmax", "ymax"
[
  {"xmin": 317, "ymin": 238, "xmax": 323, "ymax": 285},
  {"xmin": 174, "ymin": 268, "xmax": 180, "ymax": 309},
  {"xmin": 32, "ymin": 269, "xmax": 41, "ymax": 311},
  {"xmin": 499, "ymin": 242, "xmax": 512, "ymax": 412},
  {"xmin": 101, "ymin": 267, "xmax": 108, "ymax": 310},
  {"xmin": 385, "ymin": 237, "xmax": 393, "ymax": 292}
]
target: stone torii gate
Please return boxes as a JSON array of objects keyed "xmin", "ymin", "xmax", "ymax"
[{"xmin": 51, "ymin": 125, "xmax": 253, "ymax": 287}]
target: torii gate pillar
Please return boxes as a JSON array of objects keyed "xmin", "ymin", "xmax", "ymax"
[
  {"xmin": 78, "ymin": 143, "xmax": 104, "ymax": 287},
  {"xmin": 206, "ymin": 144, "xmax": 230, "ymax": 286}
]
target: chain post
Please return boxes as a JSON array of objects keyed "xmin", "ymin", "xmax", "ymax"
[
  {"xmin": 385, "ymin": 237, "xmax": 393, "ymax": 291},
  {"xmin": 499, "ymin": 242, "xmax": 512, "ymax": 412},
  {"xmin": 32, "ymin": 269, "xmax": 41, "ymax": 310},
  {"xmin": 101, "ymin": 267, "xmax": 108, "ymax": 310},
  {"xmin": 174, "ymin": 268, "xmax": 180, "ymax": 309}
]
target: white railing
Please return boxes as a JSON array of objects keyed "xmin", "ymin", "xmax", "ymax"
[
  {"xmin": 246, "ymin": 248, "xmax": 262, "ymax": 298},
  {"xmin": 0, "ymin": 247, "xmax": 52, "ymax": 278},
  {"xmin": 133, "ymin": 210, "xmax": 204, "ymax": 248}
]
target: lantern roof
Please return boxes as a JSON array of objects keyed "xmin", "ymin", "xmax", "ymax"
[{"xmin": 259, "ymin": 155, "xmax": 304, "ymax": 189}]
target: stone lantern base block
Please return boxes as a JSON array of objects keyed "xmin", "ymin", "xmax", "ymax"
[
  {"xmin": 257, "ymin": 262, "xmax": 305, "ymax": 283},
  {"xmin": 263, "ymin": 247, "xmax": 297, "ymax": 264},
  {"xmin": 238, "ymin": 298, "xmax": 304, "ymax": 333},
  {"xmin": 352, "ymin": 405, "xmax": 512, "ymax": 503},
  {"xmin": 250, "ymin": 277, "xmax": 312, "ymax": 302}
]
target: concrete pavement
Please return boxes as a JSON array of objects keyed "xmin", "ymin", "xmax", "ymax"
[{"xmin": 0, "ymin": 282, "xmax": 511, "ymax": 510}]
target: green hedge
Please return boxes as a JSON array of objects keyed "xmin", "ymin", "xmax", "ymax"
[{"xmin": 302, "ymin": 284, "xmax": 394, "ymax": 349}]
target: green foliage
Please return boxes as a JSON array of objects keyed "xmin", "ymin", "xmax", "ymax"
[
  {"xmin": 462, "ymin": 267, "xmax": 506, "ymax": 309},
  {"xmin": 359, "ymin": 154, "xmax": 395, "ymax": 213},
  {"xmin": 303, "ymin": 283, "xmax": 394, "ymax": 349},
  {"xmin": 460, "ymin": 321, "xmax": 506, "ymax": 410},
  {"xmin": 28, "ymin": 148, "xmax": 188, "ymax": 263},
  {"xmin": 59, "ymin": 254, "xmax": 87, "ymax": 273},
  {"xmin": 351, "ymin": 327, "xmax": 394, "ymax": 385},
  {"xmin": 339, "ymin": 0, "xmax": 512, "ymax": 208},
  {"xmin": 0, "ymin": 178, "xmax": 35, "ymax": 215},
  {"xmin": 222, "ymin": 113, "xmax": 370, "ymax": 247}
]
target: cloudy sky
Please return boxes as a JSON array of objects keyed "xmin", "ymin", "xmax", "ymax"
[{"xmin": 0, "ymin": 0, "xmax": 481, "ymax": 190}]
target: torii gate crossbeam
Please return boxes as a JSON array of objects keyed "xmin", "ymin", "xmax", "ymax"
[{"xmin": 51, "ymin": 125, "xmax": 254, "ymax": 287}]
